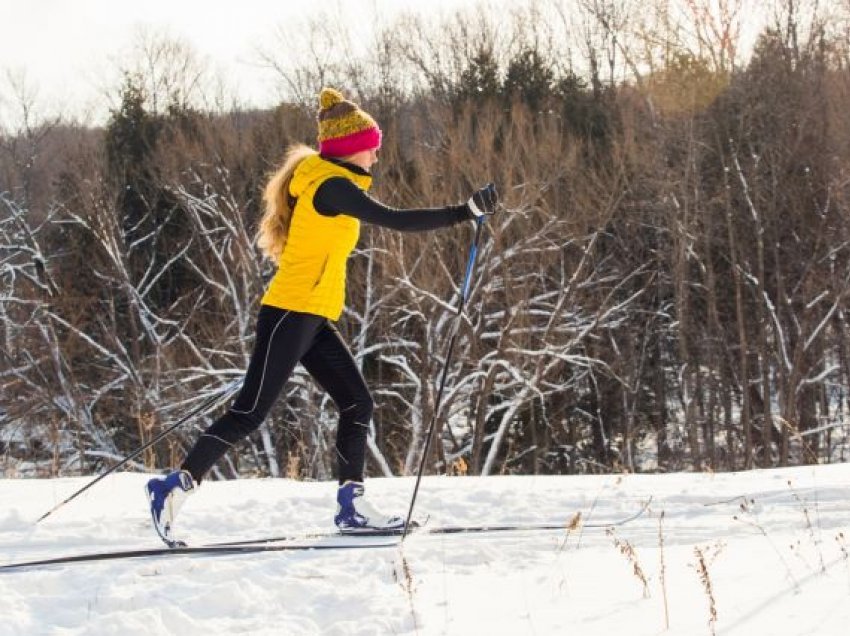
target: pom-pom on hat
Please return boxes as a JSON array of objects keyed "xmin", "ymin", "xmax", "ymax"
[{"xmin": 317, "ymin": 88, "xmax": 382, "ymax": 158}]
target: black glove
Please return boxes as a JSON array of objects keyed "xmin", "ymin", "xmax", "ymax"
[{"xmin": 467, "ymin": 182, "xmax": 499, "ymax": 217}]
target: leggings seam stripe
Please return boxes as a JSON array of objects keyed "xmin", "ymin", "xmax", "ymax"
[
  {"xmin": 200, "ymin": 433, "xmax": 234, "ymax": 447},
  {"xmin": 231, "ymin": 310, "xmax": 290, "ymax": 415}
]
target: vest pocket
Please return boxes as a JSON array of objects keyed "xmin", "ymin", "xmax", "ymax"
[{"xmin": 311, "ymin": 255, "xmax": 329, "ymax": 291}]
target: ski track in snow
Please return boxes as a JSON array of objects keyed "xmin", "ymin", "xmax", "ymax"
[{"xmin": 0, "ymin": 466, "xmax": 848, "ymax": 635}]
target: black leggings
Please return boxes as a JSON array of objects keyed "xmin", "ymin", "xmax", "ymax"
[{"xmin": 182, "ymin": 306, "xmax": 373, "ymax": 484}]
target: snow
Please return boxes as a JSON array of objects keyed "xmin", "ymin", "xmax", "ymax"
[{"xmin": 0, "ymin": 466, "xmax": 849, "ymax": 635}]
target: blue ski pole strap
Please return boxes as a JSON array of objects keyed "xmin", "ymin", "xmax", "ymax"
[{"xmin": 459, "ymin": 216, "xmax": 485, "ymax": 306}]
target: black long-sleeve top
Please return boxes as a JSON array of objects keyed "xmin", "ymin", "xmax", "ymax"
[{"xmin": 312, "ymin": 164, "xmax": 472, "ymax": 232}]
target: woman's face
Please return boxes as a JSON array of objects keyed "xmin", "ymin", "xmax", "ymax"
[{"xmin": 345, "ymin": 147, "xmax": 379, "ymax": 171}]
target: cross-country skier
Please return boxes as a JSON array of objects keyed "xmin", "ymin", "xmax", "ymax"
[{"xmin": 146, "ymin": 87, "xmax": 498, "ymax": 545}]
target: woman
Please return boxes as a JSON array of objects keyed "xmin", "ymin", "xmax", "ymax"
[{"xmin": 146, "ymin": 87, "xmax": 498, "ymax": 545}]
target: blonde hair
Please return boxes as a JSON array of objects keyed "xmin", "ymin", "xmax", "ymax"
[{"xmin": 256, "ymin": 144, "xmax": 317, "ymax": 261}]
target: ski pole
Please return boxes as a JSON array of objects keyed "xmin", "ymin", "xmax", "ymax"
[
  {"xmin": 402, "ymin": 216, "xmax": 486, "ymax": 539},
  {"xmin": 35, "ymin": 379, "xmax": 240, "ymax": 524}
]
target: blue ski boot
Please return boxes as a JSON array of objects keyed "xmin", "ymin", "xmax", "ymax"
[
  {"xmin": 145, "ymin": 470, "xmax": 196, "ymax": 547},
  {"xmin": 334, "ymin": 481, "xmax": 405, "ymax": 534}
]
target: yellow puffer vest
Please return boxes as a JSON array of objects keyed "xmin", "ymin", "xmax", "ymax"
[{"xmin": 261, "ymin": 154, "xmax": 372, "ymax": 320}]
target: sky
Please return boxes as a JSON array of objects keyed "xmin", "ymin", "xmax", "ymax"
[
  {"xmin": 0, "ymin": 0, "xmax": 818, "ymax": 131},
  {"xmin": 0, "ymin": 0, "xmax": 477, "ymax": 128}
]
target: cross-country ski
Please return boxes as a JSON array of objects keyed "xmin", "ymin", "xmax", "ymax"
[{"xmin": 0, "ymin": 500, "xmax": 652, "ymax": 572}]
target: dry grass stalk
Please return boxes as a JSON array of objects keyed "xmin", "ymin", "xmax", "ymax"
[
  {"xmin": 693, "ymin": 545, "xmax": 718, "ymax": 636},
  {"xmin": 734, "ymin": 500, "xmax": 800, "ymax": 590},
  {"xmin": 607, "ymin": 527, "xmax": 650, "ymax": 598},
  {"xmin": 659, "ymin": 509, "xmax": 670, "ymax": 630},
  {"xmin": 787, "ymin": 479, "xmax": 826, "ymax": 572},
  {"xmin": 836, "ymin": 532, "xmax": 850, "ymax": 585},
  {"xmin": 285, "ymin": 451, "xmax": 301, "ymax": 480},
  {"xmin": 138, "ymin": 411, "xmax": 156, "ymax": 469},
  {"xmin": 837, "ymin": 531, "xmax": 848, "ymax": 560},
  {"xmin": 556, "ymin": 511, "xmax": 583, "ymax": 555},
  {"xmin": 449, "ymin": 457, "xmax": 468, "ymax": 476},
  {"xmin": 392, "ymin": 551, "xmax": 419, "ymax": 633}
]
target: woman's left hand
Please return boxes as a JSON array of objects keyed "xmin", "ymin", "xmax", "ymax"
[{"xmin": 467, "ymin": 183, "xmax": 499, "ymax": 217}]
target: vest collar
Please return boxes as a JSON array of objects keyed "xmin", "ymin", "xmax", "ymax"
[{"xmin": 321, "ymin": 155, "xmax": 372, "ymax": 177}]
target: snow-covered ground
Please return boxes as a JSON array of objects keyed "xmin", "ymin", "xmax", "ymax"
[{"xmin": 0, "ymin": 465, "xmax": 848, "ymax": 635}]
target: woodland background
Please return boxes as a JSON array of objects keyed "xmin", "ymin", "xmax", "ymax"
[{"xmin": 3, "ymin": 0, "xmax": 850, "ymax": 480}]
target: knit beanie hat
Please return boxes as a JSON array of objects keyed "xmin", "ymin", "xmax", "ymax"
[{"xmin": 317, "ymin": 88, "xmax": 382, "ymax": 157}]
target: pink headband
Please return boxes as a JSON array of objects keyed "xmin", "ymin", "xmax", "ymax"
[{"xmin": 319, "ymin": 127, "xmax": 382, "ymax": 157}]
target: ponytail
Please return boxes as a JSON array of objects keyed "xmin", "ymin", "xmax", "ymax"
[{"xmin": 256, "ymin": 144, "xmax": 316, "ymax": 261}]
